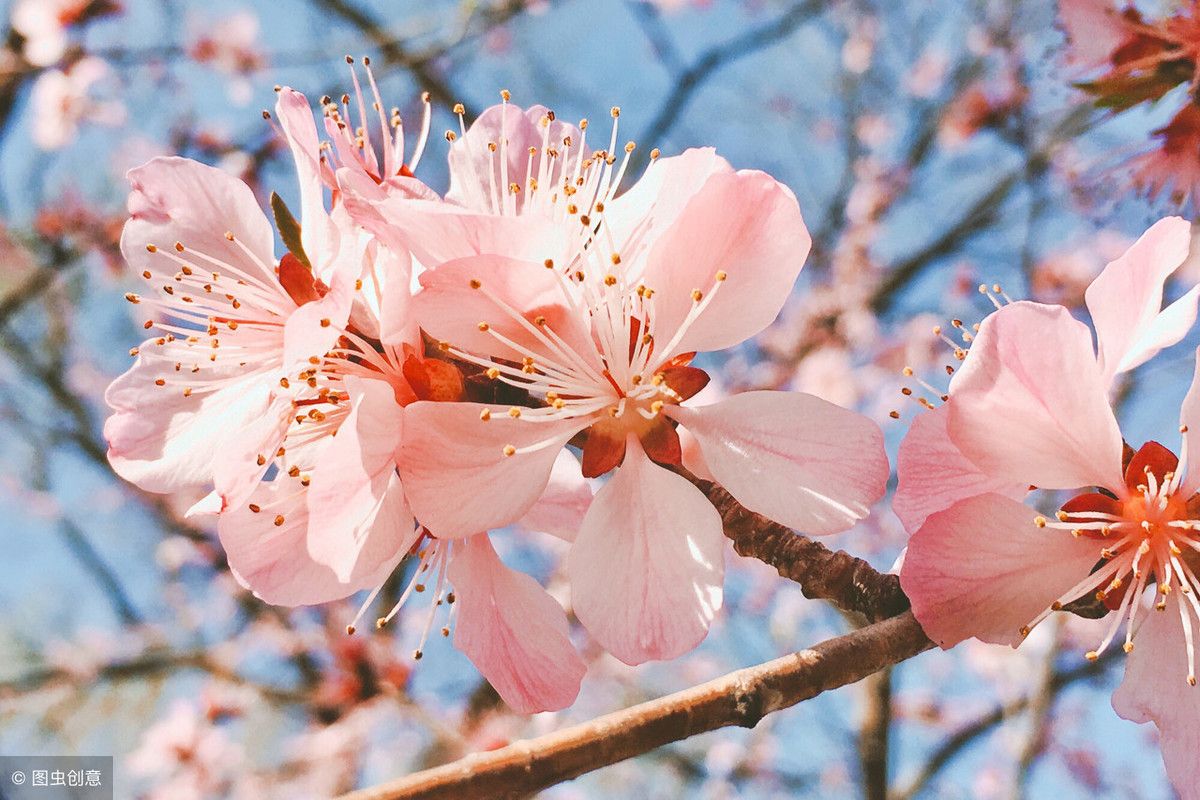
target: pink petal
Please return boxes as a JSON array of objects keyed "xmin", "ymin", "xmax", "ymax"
[
  {"xmin": 1179, "ymin": 348, "xmax": 1200, "ymax": 497},
  {"xmin": 1058, "ymin": 0, "xmax": 1132, "ymax": 70},
  {"xmin": 306, "ymin": 376, "xmax": 408, "ymax": 581},
  {"xmin": 280, "ymin": 247, "xmax": 355, "ymax": 369},
  {"xmin": 637, "ymin": 167, "xmax": 810, "ymax": 357},
  {"xmin": 413, "ymin": 254, "xmax": 597, "ymax": 369},
  {"xmin": 1111, "ymin": 606, "xmax": 1200, "ymax": 800},
  {"xmin": 446, "ymin": 103, "xmax": 581, "ymax": 215},
  {"xmin": 219, "ymin": 478, "xmax": 406, "ymax": 606},
  {"xmin": 947, "ymin": 301, "xmax": 1124, "ymax": 492},
  {"xmin": 338, "ymin": 167, "xmax": 567, "ymax": 267},
  {"xmin": 668, "ymin": 390, "xmax": 886, "ymax": 535},
  {"xmin": 274, "ymin": 88, "xmax": 338, "ymax": 269},
  {"xmin": 601, "ymin": 147, "xmax": 730, "ymax": 249},
  {"xmin": 568, "ymin": 437, "xmax": 724, "ymax": 664},
  {"xmin": 104, "ymin": 357, "xmax": 272, "ymax": 493},
  {"xmin": 893, "ymin": 404, "xmax": 1027, "ymax": 532},
  {"xmin": 516, "ymin": 449, "xmax": 592, "ymax": 542},
  {"xmin": 899, "ymin": 492, "xmax": 1100, "ymax": 648},
  {"xmin": 123, "ymin": 157, "xmax": 279, "ymax": 298},
  {"xmin": 212, "ymin": 393, "xmax": 293, "ymax": 512},
  {"xmin": 448, "ymin": 535, "xmax": 586, "ymax": 713},
  {"xmin": 1085, "ymin": 217, "xmax": 1193, "ymax": 382},
  {"xmin": 397, "ymin": 402, "xmax": 586, "ymax": 538}
]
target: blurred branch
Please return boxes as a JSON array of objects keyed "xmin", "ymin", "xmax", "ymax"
[
  {"xmin": 338, "ymin": 612, "xmax": 934, "ymax": 800},
  {"xmin": 859, "ymin": 666, "xmax": 893, "ymax": 800},
  {"xmin": 632, "ymin": 0, "xmax": 823, "ymax": 171},
  {"xmin": 888, "ymin": 646, "xmax": 1120, "ymax": 800},
  {"xmin": 309, "ymin": 0, "xmax": 536, "ymax": 114},
  {"xmin": 0, "ymin": 648, "xmax": 305, "ymax": 704}
]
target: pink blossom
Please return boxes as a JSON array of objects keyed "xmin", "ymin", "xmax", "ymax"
[
  {"xmin": 30, "ymin": 56, "xmax": 125, "ymax": 150},
  {"xmin": 344, "ymin": 101, "xmax": 889, "ymax": 664},
  {"xmin": 11, "ymin": 0, "xmax": 114, "ymax": 67},
  {"xmin": 106, "ymin": 85, "xmax": 588, "ymax": 713},
  {"xmin": 187, "ymin": 10, "xmax": 265, "ymax": 105},
  {"xmin": 896, "ymin": 218, "xmax": 1200, "ymax": 797}
]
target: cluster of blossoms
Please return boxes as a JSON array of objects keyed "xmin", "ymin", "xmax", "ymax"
[
  {"xmin": 1059, "ymin": 0, "xmax": 1200, "ymax": 205},
  {"xmin": 895, "ymin": 217, "xmax": 1200, "ymax": 796},
  {"xmin": 104, "ymin": 64, "xmax": 888, "ymax": 713}
]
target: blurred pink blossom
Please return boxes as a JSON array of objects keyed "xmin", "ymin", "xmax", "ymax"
[{"xmin": 30, "ymin": 56, "xmax": 125, "ymax": 150}]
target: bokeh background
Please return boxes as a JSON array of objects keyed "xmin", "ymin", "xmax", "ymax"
[{"xmin": 0, "ymin": 0, "xmax": 1192, "ymax": 797}]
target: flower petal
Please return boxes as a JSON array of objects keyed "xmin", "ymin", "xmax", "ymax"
[
  {"xmin": 516, "ymin": 449, "xmax": 592, "ymax": 542},
  {"xmin": 104, "ymin": 355, "xmax": 271, "ymax": 493},
  {"xmin": 1111, "ymin": 605, "xmax": 1200, "ymax": 800},
  {"xmin": 899, "ymin": 492, "xmax": 1101, "ymax": 648},
  {"xmin": 275, "ymin": 88, "xmax": 339, "ymax": 271},
  {"xmin": 1085, "ymin": 217, "xmax": 1193, "ymax": 382},
  {"xmin": 123, "ymin": 157, "xmax": 279, "ymax": 297},
  {"xmin": 219, "ymin": 478, "xmax": 406, "ymax": 606},
  {"xmin": 1179, "ymin": 348, "xmax": 1200, "ymax": 497},
  {"xmin": 948, "ymin": 301, "xmax": 1124, "ymax": 492},
  {"xmin": 396, "ymin": 402, "xmax": 586, "ymax": 537},
  {"xmin": 413, "ymin": 254, "xmax": 597, "ymax": 369},
  {"xmin": 569, "ymin": 437, "xmax": 724, "ymax": 664},
  {"xmin": 446, "ymin": 103, "xmax": 581, "ymax": 216},
  {"xmin": 893, "ymin": 404, "xmax": 1027, "ymax": 532},
  {"xmin": 448, "ymin": 535, "xmax": 586, "ymax": 713},
  {"xmin": 638, "ymin": 167, "xmax": 810, "ymax": 357},
  {"xmin": 306, "ymin": 376, "xmax": 408, "ymax": 581},
  {"xmin": 338, "ymin": 167, "xmax": 568, "ymax": 267},
  {"xmin": 668, "ymin": 391, "xmax": 887, "ymax": 535}
]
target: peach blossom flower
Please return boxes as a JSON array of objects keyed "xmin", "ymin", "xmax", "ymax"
[
  {"xmin": 30, "ymin": 56, "xmax": 125, "ymax": 150},
  {"xmin": 896, "ymin": 218, "xmax": 1200, "ymax": 798},
  {"xmin": 345, "ymin": 101, "xmax": 889, "ymax": 664}
]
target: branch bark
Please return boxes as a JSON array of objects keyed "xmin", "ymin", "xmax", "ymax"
[
  {"xmin": 337, "ymin": 612, "xmax": 933, "ymax": 800},
  {"xmin": 698, "ymin": 481, "xmax": 911, "ymax": 623}
]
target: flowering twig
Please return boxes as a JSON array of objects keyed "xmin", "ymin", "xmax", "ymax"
[{"xmin": 337, "ymin": 612, "xmax": 933, "ymax": 800}]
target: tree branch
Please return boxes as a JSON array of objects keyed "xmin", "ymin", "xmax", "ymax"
[
  {"xmin": 698, "ymin": 481, "xmax": 911, "ymax": 623},
  {"xmin": 337, "ymin": 612, "xmax": 933, "ymax": 800}
]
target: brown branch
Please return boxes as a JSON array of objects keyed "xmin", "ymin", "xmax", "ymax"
[
  {"xmin": 310, "ymin": 0, "xmax": 471, "ymax": 112},
  {"xmin": 337, "ymin": 612, "xmax": 934, "ymax": 800},
  {"xmin": 631, "ymin": 0, "xmax": 823, "ymax": 173},
  {"xmin": 698, "ymin": 481, "xmax": 911, "ymax": 623},
  {"xmin": 860, "ymin": 666, "xmax": 894, "ymax": 800}
]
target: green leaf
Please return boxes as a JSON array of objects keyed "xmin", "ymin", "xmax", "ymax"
[{"xmin": 270, "ymin": 192, "xmax": 312, "ymax": 271}]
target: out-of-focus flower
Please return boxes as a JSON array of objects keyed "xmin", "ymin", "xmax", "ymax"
[
  {"xmin": 30, "ymin": 56, "xmax": 125, "ymax": 150},
  {"xmin": 1029, "ymin": 229, "xmax": 1132, "ymax": 308},
  {"xmin": 11, "ymin": 0, "xmax": 119, "ymax": 67},
  {"xmin": 895, "ymin": 218, "xmax": 1200, "ymax": 799},
  {"xmin": 937, "ymin": 70, "xmax": 1026, "ymax": 150},
  {"xmin": 343, "ymin": 100, "xmax": 888, "ymax": 665},
  {"xmin": 188, "ymin": 10, "xmax": 265, "ymax": 106},
  {"xmin": 128, "ymin": 700, "xmax": 244, "ymax": 800},
  {"xmin": 906, "ymin": 47, "xmax": 949, "ymax": 98},
  {"xmin": 1130, "ymin": 103, "xmax": 1200, "ymax": 207},
  {"xmin": 34, "ymin": 190, "xmax": 125, "ymax": 273}
]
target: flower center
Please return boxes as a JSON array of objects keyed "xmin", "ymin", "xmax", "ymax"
[{"xmin": 1029, "ymin": 440, "xmax": 1200, "ymax": 684}]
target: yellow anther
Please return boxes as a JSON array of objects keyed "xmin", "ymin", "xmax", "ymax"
[{"xmin": 503, "ymin": 444, "xmax": 516, "ymax": 457}]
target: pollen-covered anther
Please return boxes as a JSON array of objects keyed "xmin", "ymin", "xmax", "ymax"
[
  {"xmin": 469, "ymin": 279, "xmax": 482, "ymax": 289},
  {"xmin": 477, "ymin": 322, "xmax": 490, "ymax": 332},
  {"xmin": 1085, "ymin": 650, "xmax": 1100, "ymax": 662},
  {"xmin": 479, "ymin": 409, "xmax": 491, "ymax": 421},
  {"xmin": 1034, "ymin": 516, "xmax": 1047, "ymax": 528},
  {"xmin": 604, "ymin": 274, "xmax": 617, "ymax": 286},
  {"xmin": 691, "ymin": 289, "xmax": 703, "ymax": 302},
  {"xmin": 486, "ymin": 367, "xmax": 500, "ymax": 379},
  {"xmin": 273, "ymin": 515, "xmax": 285, "ymax": 527},
  {"xmin": 508, "ymin": 407, "xmax": 522, "ymax": 419},
  {"xmin": 503, "ymin": 444, "xmax": 516, "ymax": 457}
]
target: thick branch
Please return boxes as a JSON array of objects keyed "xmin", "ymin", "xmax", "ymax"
[
  {"xmin": 337, "ymin": 612, "xmax": 933, "ymax": 800},
  {"xmin": 698, "ymin": 481, "xmax": 910, "ymax": 623}
]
